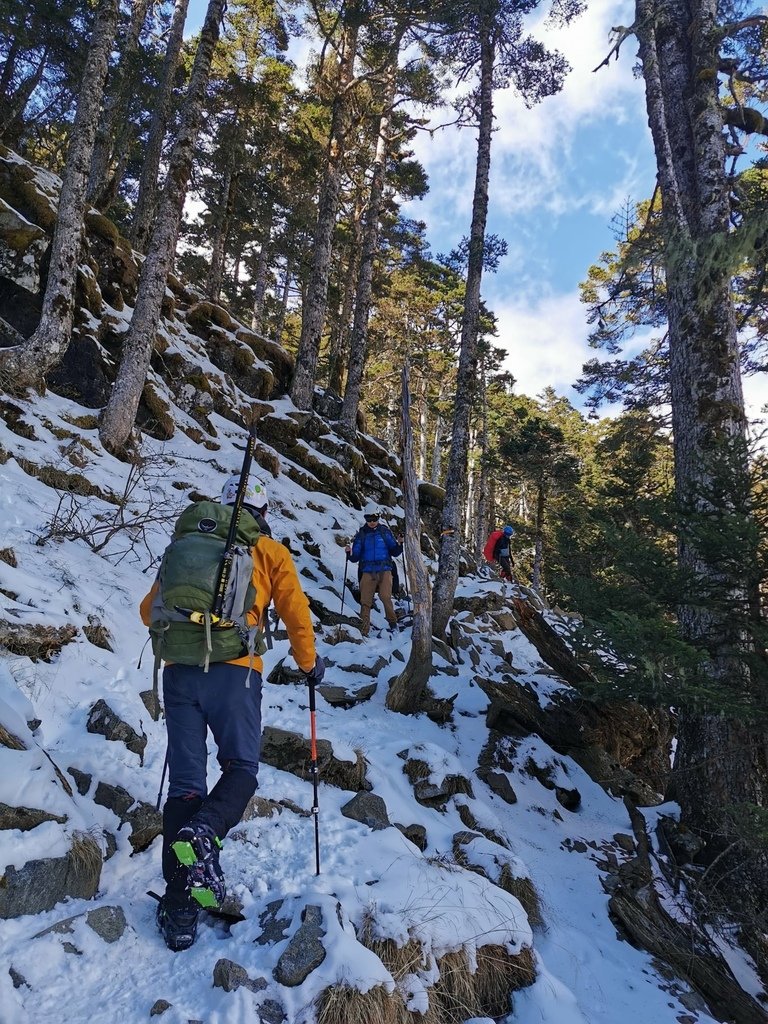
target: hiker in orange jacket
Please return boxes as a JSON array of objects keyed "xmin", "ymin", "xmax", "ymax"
[{"xmin": 141, "ymin": 475, "xmax": 322, "ymax": 951}]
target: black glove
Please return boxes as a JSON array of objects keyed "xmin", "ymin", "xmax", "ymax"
[{"xmin": 305, "ymin": 655, "xmax": 325, "ymax": 684}]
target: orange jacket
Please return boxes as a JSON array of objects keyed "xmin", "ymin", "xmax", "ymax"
[{"xmin": 140, "ymin": 535, "xmax": 316, "ymax": 675}]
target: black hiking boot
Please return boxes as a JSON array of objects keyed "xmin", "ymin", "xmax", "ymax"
[
  {"xmin": 156, "ymin": 896, "xmax": 200, "ymax": 952},
  {"xmin": 172, "ymin": 823, "xmax": 226, "ymax": 909}
]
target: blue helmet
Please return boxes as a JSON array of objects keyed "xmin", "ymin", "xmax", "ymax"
[{"xmin": 503, "ymin": 525, "xmax": 514, "ymax": 537}]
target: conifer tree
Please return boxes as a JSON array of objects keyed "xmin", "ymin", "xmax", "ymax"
[
  {"xmin": 0, "ymin": 0, "xmax": 120, "ymax": 386},
  {"xmin": 431, "ymin": 0, "xmax": 580, "ymax": 637},
  {"xmin": 100, "ymin": 0, "xmax": 226, "ymax": 451}
]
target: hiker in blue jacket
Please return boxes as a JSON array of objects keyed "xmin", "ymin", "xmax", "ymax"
[{"xmin": 346, "ymin": 501, "xmax": 402, "ymax": 637}]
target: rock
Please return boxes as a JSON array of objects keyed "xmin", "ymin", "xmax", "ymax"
[
  {"xmin": 139, "ymin": 689, "xmax": 162, "ymax": 722},
  {"xmin": 395, "ymin": 823, "xmax": 428, "ymax": 851},
  {"xmin": 489, "ymin": 610, "xmax": 517, "ymax": 632},
  {"xmin": 340, "ymin": 792, "xmax": 390, "ymax": 831},
  {"xmin": 1, "ymin": 834, "xmax": 102, "ymax": 919},
  {"xmin": 613, "ymin": 833, "xmax": 636, "ymax": 855},
  {"xmin": 317, "ymin": 682, "xmax": 377, "ymax": 708},
  {"xmin": 0, "ymin": 802, "xmax": 67, "ymax": 831},
  {"xmin": 212, "ymin": 958, "xmax": 267, "ymax": 994},
  {"xmin": 0, "ymin": 196, "xmax": 46, "ymax": 291},
  {"xmin": 150, "ymin": 1000, "xmax": 172, "ymax": 1017},
  {"xmin": 86, "ymin": 699, "xmax": 147, "ymax": 762},
  {"xmin": 93, "ymin": 781, "xmax": 162, "ymax": 853},
  {"xmin": 274, "ymin": 905, "xmax": 327, "ymax": 987},
  {"xmin": 256, "ymin": 899, "xmax": 292, "ymax": 945},
  {"xmin": 476, "ymin": 768, "xmax": 518, "ymax": 805},
  {"xmin": 9, "ymin": 966, "xmax": 28, "ymax": 989},
  {"xmin": 87, "ymin": 905, "xmax": 128, "ymax": 943},
  {"xmin": 67, "ymin": 767, "xmax": 92, "ymax": 796},
  {"xmin": 35, "ymin": 905, "xmax": 128, "ymax": 944},
  {"xmin": 657, "ymin": 817, "xmax": 704, "ymax": 865},
  {"xmin": 555, "ymin": 786, "xmax": 581, "ymax": 811},
  {"xmin": 403, "ymin": 756, "xmax": 473, "ymax": 808},
  {"xmin": 259, "ymin": 999, "xmax": 287, "ymax": 1024},
  {"xmin": 260, "ymin": 726, "xmax": 368, "ymax": 791}
]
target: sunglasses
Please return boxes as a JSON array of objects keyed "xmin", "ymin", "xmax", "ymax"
[{"xmin": 364, "ymin": 514, "xmax": 379, "ymax": 522}]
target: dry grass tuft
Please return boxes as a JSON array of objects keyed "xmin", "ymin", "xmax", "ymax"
[
  {"xmin": 0, "ymin": 619, "xmax": 79, "ymax": 661},
  {"xmin": 0, "ymin": 721, "xmax": 28, "ymax": 750},
  {"xmin": 0, "ymin": 546, "xmax": 17, "ymax": 568},
  {"xmin": 68, "ymin": 830, "xmax": 103, "ymax": 891},
  {"xmin": 82, "ymin": 616, "xmax": 113, "ymax": 651},
  {"xmin": 499, "ymin": 867, "xmax": 543, "ymax": 926},
  {"xmin": 316, "ymin": 923, "xmax": 537, "ymax": 1024}
]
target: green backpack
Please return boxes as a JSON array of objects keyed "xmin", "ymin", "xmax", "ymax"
[{"xmin": 149, "ymin": 501, "xmax": 266, "ymax": 673}]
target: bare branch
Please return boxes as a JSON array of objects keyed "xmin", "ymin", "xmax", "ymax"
[{"xmin": 593, "ymin": 23, "xmax": 637, "ymax": 73}]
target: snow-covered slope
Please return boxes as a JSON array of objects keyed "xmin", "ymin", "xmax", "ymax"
[{"xmin": 1, "ymin": 387, "xmax": 753, "ymax": 1024}]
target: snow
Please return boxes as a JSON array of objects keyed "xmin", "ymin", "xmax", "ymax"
[{"xmin": 0, "ymin": 387, "xmax": 742, "ymax": 1024}]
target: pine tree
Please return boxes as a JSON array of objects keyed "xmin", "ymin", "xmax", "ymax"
[
  {"xmin": 0, "ymin": 0, "xmax": 121, "ymax": 386},
  {"xmin": 99, "ymin": 0, "xmax": 226, "ymax": 451}
]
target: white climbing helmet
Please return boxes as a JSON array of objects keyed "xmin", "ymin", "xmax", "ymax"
[
  {"xmin": 220, "ymin": 474, "xmax": 268, "ymax": 509},
  {"xmin": 363, "ymin": 501, "xmax": 381, "ymax": 519}
]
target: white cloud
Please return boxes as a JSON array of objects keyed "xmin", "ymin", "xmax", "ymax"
[{"xmin": 493, "ymin": 289, "xmax": 595, "ymax": 400}]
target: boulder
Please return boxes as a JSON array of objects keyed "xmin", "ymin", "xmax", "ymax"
[
  {"xmin": 0, "ymin": 833, "xmax": 102, "ymax": 919},
  {"xmin": 86, "ymin": 699, "xmax": 147, "ymax": 762},
  {"xmin": 260, "ymin": 727, "xmax": 368, "ymax": 792},
  {"xmin": 274, "ymin": 905, "xmax": 326, "ymax": 986},
  {"xmin": 476, "ymin": 768, "xmax": 518, "ymax": 805},
  {"xmin": 93, "ymin": 781, "xmax": 162, "ymax": 853},
  {"xmin": 212, "ymin": 958, "xmax": 267, "ymax": 994},
  {"xmin": 33, "ymin": 905, "xmax": 128, "ymax": 944},
  {"xmin": 0, "ymin": 802, "xmax": 67, "ymax": 831},
  {"xmin": 317, "ymin": 682, "xmax": 377, "ymax": 708},
  {"xmin": 340, "ymin": 792, "xmax": 390, "ymax": 831},
  {"xmin": 395, "ymin": 823, "xmax": 428, "ymax": 851}
]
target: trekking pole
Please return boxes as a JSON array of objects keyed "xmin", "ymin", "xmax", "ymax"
[
  {"xmin": 307, "ymin": 674, "xmax": 321, "ymax": 875},
  {"xmin": 340, "ymin": 552, "xmax": 350, "ymax": 614},
  {"xmin": 155, "ymin": 752, "xmax": 168, "ymax": 811},
  {"xmin": 211, "ymin": 425, "xmax": 258, "ymax": 620}
]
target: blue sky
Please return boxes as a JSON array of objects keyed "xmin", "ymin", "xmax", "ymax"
[{"xmin": 186, "ymin": 0, "xmax": 664, "ymax": 410}]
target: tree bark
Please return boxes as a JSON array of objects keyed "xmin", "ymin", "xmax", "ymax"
[
  {"xmin": 474, "ymin": 365, "xmax": 490, "ymax": 558},
  {"xmin": 419, "ymin": 389, "xmax": 428, "ymax": 480},
  {"xmin": 274, "ymin": 252, "xmax": 293, "ymax": 343},
  {"xmin": 340, "ymin": 41, "xmax": 399, "ymax": 428},
  {"xmin": 328, "ymin": 203, "xmax": 363, "ymax": 396},
  {"xmin": 290, "ymin": 13, "xmax": 359, "ymax": 410},
  {"xmin": 99, "ymin": 0, "xmax": 225, "ymax": 452},
  {"xmin": 531, "ymin": 480, "xmax": 545, "ymax": 593},
  {"xmin": 0, "ymin": 0, "xmax": 120, "ymax": 387},
  {"xmin": 431, "ymin": 411, "xmax": 443, "ymax": 485},
  {"xmin": 636, "ymin": 0, "xmax": 768, "ymax": 857},
  {"xmin": 131, "ymin": 0, "xmax": 190, "ymax": 252},
  {"xmin": 432, "ymin": 18, "xmax": 494, "ymax": 637},
  {"xmin": 386, "ymin": 361, "xmax": 433, "ymax": 713},
  {"xmin": 88, "ymin": 0, "xmax": 153, "ymax": 207},
  {"xmin": 206, "ymin": 168, "xmax": 238, "ymax": 301}
]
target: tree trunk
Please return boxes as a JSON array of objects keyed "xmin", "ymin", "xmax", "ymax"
[
  {"xmin": 99, "ymin": 0, "xmax": 225, "ymax": 452},
  {"xmin": 88, "ymin": 0, "xmax": 153, "ymax": 207},
  {"xmin": 206, "ymin": 168, "xmax": 238, "ymax": 301},
  {"xmin": 328, "ymin": 203, "xmax": 363, "ymax": 396},
  {"xmin": 432, "ymin": 20, "xmax": 494, "ymax": 637},
  {"xmin": 419, "ymin": 389, "xmax": 428, "ymax": 480},
  {"xmin": 474, "ymin": 365, "xmax": 489, "ymax": 558},
  {"xmin": 386, "ymin": 360, "xmax": 433, "ymax": 713},
  {"xmin": 465, "ymin": 425, "xmax": 477, "ymax": 542},
  {"xmin": 531, "ymin": 479, "xmax": 545, "ymax": 593},
  {"xmin": 340, "ymin": 42, "xmax": 399, "ymax": 428},
  {"xmin": 431, "ymin": 411, "xmax": 443, "ymax": 485},
  {"xmin": 0, "ymin": 0, "xmax": 120, "ymax": 387},
  {"xmin": 131, "ymin": 0, "xmax": 190, "ymax": 252},
  {"xmin": 290, "ymin": 14, "xmax": 359, "ymax": 410},
  {"xmin": 274, "ymin": 253, "xmax": 293, "ymax": 343},
  {"xmin": 636, "ymin": 0, "xmax": 768, "ymax": 863}
]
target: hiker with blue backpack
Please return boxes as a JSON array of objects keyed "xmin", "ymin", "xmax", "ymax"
[
  {"xmin": 346, "ymin": 501, "xmax": 403, "ymax": 637},
  {"xmin": 141, "ymin": 466, "xmax": 324, "ymax": 952}
]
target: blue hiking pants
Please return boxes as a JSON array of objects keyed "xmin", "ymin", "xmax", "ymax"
[{"xmin": 162, "ymin": 662, "xmax": 262, "ymax": 838}]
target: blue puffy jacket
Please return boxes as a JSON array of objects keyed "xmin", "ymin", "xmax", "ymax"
[{"xmin": 350, "ymin": 524, "xmax": 402, "ymax": 573}]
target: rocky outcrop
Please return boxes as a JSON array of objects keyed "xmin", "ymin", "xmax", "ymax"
[
  {"xmin": 0, "ymin": 832, "xmax": 102, "ymax": 919},
  {"xmin": 260, "ymin": 726, "xmax": 369, "ymax": 791}
]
